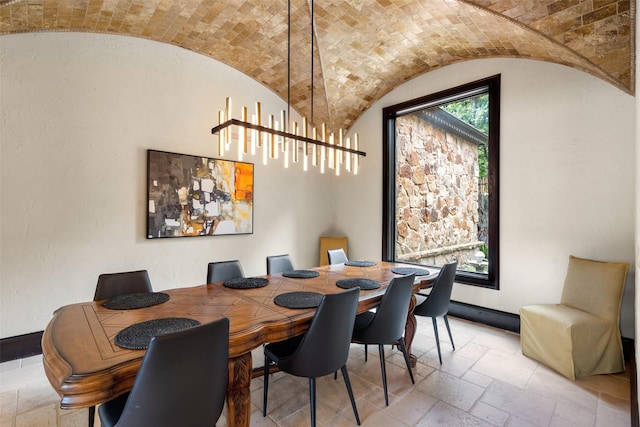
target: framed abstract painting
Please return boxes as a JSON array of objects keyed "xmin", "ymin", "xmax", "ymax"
[{"xmin": 147, "ymin": 150, "xmax": 254, "ymax": 238}]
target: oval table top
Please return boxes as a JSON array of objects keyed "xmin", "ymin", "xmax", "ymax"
[{"xmin": 42, "ymin": 261, "xmax": 439, "ymax": 425}]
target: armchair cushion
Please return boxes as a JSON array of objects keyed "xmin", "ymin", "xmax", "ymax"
[{"xmin": 561, "ymin": 255, "xmax": 628, "ymax": 321}]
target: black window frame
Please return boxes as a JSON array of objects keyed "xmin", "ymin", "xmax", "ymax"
[{"xmin": 382, "ymin": 75, "xmax": 500, "ymax": 289}]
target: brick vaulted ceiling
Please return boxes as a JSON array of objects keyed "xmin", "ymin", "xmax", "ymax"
[{"xmin": 0, "ymin": 0, "xmax": 635, "ymax": 133}]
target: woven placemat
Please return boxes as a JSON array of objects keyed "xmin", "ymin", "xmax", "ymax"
[
  {"xmin": 344, "ymin": 261, "xmax": 376, "ymax": 267},
  {"xmin": 102, "ymin": 292, "xmax": 170, "ymax": 310},
  {"xmin": 114, "ymin": 317, "xmax": 201, "ymax": 350},
  {"xmin": 274, "ymin": 291, "xmax": 323, "ymax": 309},
  {"xmin": 391, "ymin": 267, "xmax": 431, "ymax": 276},
  {"xmin": 223, "ymin": 277, "xmax": 269, "ymax": 289},
  {"xmin": 335, "ymin": 278, "xmax": 381, "ymax": 290},
  {"xmin": 282, "ymin": 270, "xmax": 320, "ymax": 279}
]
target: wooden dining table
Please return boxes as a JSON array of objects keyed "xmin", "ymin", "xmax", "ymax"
[{"xmin": 42, "ymin": 261, "xmax": 437, "ymax": 427}]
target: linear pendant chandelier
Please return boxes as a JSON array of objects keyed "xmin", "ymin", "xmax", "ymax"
[{"xmin": 211, "ymin": 0, "xmax": 366, "ymax": 175}]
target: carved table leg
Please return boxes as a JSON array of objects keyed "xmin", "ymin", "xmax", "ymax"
[
  {"xmin": 404, "ymin": 294, "xmax": 418, "ymax": 367},
  {"xmin": 227, "ymin": 352, "xmax": 252, "ymax": 427}
]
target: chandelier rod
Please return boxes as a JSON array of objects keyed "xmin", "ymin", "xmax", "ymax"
[
  {"xmin": 287, "ymin": 0, "xmax": 291, "ymax": 124},
  {"xmin": 310, "ymin": 0, "xmax": 314, "ymax": 126}
]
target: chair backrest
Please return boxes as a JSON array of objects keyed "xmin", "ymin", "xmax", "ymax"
[
  {"xmin": 93, "ymin": 270, "xmax": 153, "ymax": 301},
  {"xmin": 319, "ymin": 236, "xmax": 348, "ymax": 266},
  {"xmin": 114, "ymin": 318, "xmax": 229, "ymax": 427},
  {"xmin": 353, "ymin": 274, "xmax": 415, "ymax": 342},
  {"xmin": 414, "ymin": 261, "xmax": 457, "ymax": 318},
  {"xmin": 560, "ymin": 255, "xmax": 629, "ymax": 321},
  {"xmin": 266, "ymin": 254, "xmax": 295, "ymax": 275},
  {"xmin": 283, "ymin": 287, "xmax": 360, "ymax": 378},
  {"xmin": 207, "ymin": 260, "xmax": 245, "ymax": 283},
  {"xmin": 327, "ymin": 248, "xmax": 348, "ymax": 265}
]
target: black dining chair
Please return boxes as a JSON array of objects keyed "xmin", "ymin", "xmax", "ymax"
[
  {"xmin": 90, "ymin": 269, "xmax": 154, "ymax": 426},
  {"xmin": 98, "ymin": 318, "xmax": 229, "ymax": 427},
  {"xmin": 351, "ymin": 274, "xmax": 416, "ymax": 405},
  {"xmin": 413, "ymin": 260, "xmax": 458, "ymax": 364},
  {"xmin": 263, "ymin": 287, "xmax": 361, "ymax": 426},
  {"xmin": 266, "ymin": 254, "xmax": 295, "ymax": 275},
  {"xmin": 207, "ymin": 259, "xmax": 245, "ymax": 283},
  {"xmin": 327, "ymin": 248, "xmax": 348, "ymax": 265},
  {"xmin": 93, "ymin": 269, "xmax": 153, "ymax": 301}
]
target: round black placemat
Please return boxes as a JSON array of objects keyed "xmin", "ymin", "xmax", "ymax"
[
  {"xmin": 114, "ymin": 317, "xmax": 201, "ymax": 350},
  {"xmin": 335, "ymin": 278, "xmax": 381, "ymax": 290},
  {"xmin": 391, "ymin": 267, "xmax": 431, "ymax": 276},
  {"xmin": 282, "ymin": 270, "xmax": 320, "ymax": 279},
  {"xmin": 102, "ymin": 292, "xmax": 170, "ymax": 310},
  {"xmin": 274, "ymin": 291, "xmax": 324, "ymax": 309},
  {"xmin": 344, "ymin": 261, "xmax": 376, "ymax": 267},
  {"xmin": 223, "ymin": 277, "xmax": 269, "ymax": 289}
]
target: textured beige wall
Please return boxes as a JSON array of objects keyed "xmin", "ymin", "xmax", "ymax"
[
  {"xmin": 0, "ymin": 32, "xmax": 636, "ymax": 340},
  {"xmin": 0, "ymin": 32, "xmax": 337, "ymax": 338},
  {"xmin": 343, "ymin": 58, "xmax": 636, "ymax": 336}
]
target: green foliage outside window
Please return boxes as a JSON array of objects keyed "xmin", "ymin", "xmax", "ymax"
[{"xmin": 441, "ymin": 95, "xmax": 489, "ymax": 178}]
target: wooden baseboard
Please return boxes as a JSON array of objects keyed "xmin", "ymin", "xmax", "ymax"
[{"xmin": 0, "ymin": 331, "xmax": 43, "ymax": 363}]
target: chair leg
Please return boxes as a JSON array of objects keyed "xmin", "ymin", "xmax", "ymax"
[
  {"xmin": 432, "ymin": 317, "xmax": 442, "ymax": 364},
  {"xmin": 88, "ymin": 406, "xmax": 95, "ymax": 427},
  {"xmin": 263, "ymin": 354, "xmax": 270, "ymax": 416},
  {"xmin": 340, "ymin": 365, "xmax": 361, "ymax": 426},
  {"xmin": 377, "ymin": 344, "xmax": 389, "ymax": 406},
  {"xmin": 309, "ymin": 378, "xmax": 317, "ymax": 427},
  {"xmin": 397, "ymin": 337, "xmax": 415, "ymax": 384},
  {"xmin": 443, "ymin": 315, "xmax": 455, "ymax": 350},
  {"xmin": 364, "ymin": 343, "xmax": 368, "ymax": 362}
]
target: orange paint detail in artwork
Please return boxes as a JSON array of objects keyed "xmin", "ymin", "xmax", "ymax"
[{"xmin": 234, "ymin": 163, "xmax": 253, "ymax": 202}]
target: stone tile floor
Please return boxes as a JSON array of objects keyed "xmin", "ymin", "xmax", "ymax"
[{"xmin": 0, "ymin": 316, "xmax": 631, "ymax": 426}]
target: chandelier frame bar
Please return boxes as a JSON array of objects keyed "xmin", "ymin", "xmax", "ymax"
[{"xmin": 212, "ymin": 118, "xmax": 367, "ymax": 157}]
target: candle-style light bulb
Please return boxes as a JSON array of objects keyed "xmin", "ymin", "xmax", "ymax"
[
  {"xmin": 292, "ymin": 121, "xmax": 299, "ymax": 163},
  {"xmin": 283, "ymin": 116, "xmax": 289, "ymax": 168},
  {"xmin": 269, "ymin": 115, "xmax": 275, "ymax": 159},
  {"xmin": 338, "ymin": 129, "xmax": 344, "ymax": 165},
  {"xmin": 302, "ymin": 118, "xmax": 308, "ymax": 171},
  {"xmin": 274, "ymin": 120, "xmax": 280, "ymax": 160},
  {"xmin": 353, "ymin": 134, "xmax": 359, "ymax": 175},
  {"xmin": 345, "ymin": 137, "xmax": 351, "ymax": 172},
  {"xmin": 238, "ymin": 106, "xmax": 247, "ymax": 161},
  {"xmin": 256, "ymin": 102, "xmax": 262, "ymax": 148},
  {"xmin": 242, "ymin": 106, "xmax": 248, "ymax": 154},
  {"xmin": 218, "ymin": 110, "xmax": 225, "ymax": 156},
  {"xmin": 281, "ymin": 111, "xmax": 286, "ymax": 153},
  {"xmin": 320, "ymin": 124, "xmax": 326, "ymax": 173},
  {"xmin": 225, "ymin": 97, "xmax": 232, "ymax": 149},
  {"xmin": 328, "ymin": 132, "xmax": 335, "ymax": 169},
  {"xmin": 250, "ymin": 113, "xmax": 257, "ymax": 155},
  {"xmin": 311, "ymin": 127, "xmax": 318, "ymax": 166}
]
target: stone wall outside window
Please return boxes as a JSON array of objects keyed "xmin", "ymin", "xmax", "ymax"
[{"xmin": 395, "ymin": 113, "xmax": 485, "ymax": 270}]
